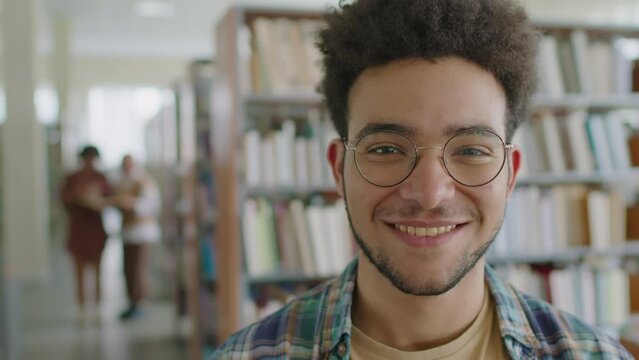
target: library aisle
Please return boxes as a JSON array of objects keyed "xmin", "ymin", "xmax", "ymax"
[{"xmin": 19, "ymin": 226, "xmax": 186, "ymax": 360}]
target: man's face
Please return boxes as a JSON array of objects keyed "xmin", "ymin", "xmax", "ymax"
[{"xmin": 328, "ymin": 57, "xmax": 520, "ymax": 296}]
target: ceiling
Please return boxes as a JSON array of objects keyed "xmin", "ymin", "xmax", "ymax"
[
  {"xmin": 33, "ymin": 0, "xmax": 639, "ymax": 59},
  {"xmin": 40, "ymin": 0, "xmax": 339, "ymax": 58}
]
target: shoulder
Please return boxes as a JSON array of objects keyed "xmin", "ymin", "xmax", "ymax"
[
  {"xmin": 511, "ymin": 285, "xmax": 632, "ymax": 358},
  {"xmin": 212, "ymin": 281, "xmax": 333, "ymax": 359}
]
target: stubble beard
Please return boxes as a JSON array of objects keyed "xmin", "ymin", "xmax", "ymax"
[{"xmin": 342, "ymin": 186, "xmax": 503, "ymax": 297}]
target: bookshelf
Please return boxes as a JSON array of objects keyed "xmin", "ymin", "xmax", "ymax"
[
  {"xmin": 144, "ymin": 61, "xmax": 219, "ymax": 359},
  {"xmin": 211, "ymin": 7, "xmax": 639, "ymax": 341},
  {"xmin": 211, "ymin": 5, "xmax": 360, "ymax": 341},
  {"xmin": 488, "ymin": 21, "xmax": 639, "ymax": 331},
  {"xmin": 143, "ymin": 91, "xmax": 190, "ymax": 345},
  {"xmin": 173, "ymin": 60, "xmax": 219, "ymax": 359}
]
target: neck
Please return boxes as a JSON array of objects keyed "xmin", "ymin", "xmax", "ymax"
[{"xmin": 352, "ymin": 254, "xmax": 486, "ymax": 351}]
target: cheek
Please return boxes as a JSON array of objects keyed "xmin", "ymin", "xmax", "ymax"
[
  {"xmin": 465, "ymin": 182, "xmax": 508, "ymax": 222},
  {"xmin": 344, "ymin": 162, "xmax": 385, "ymax": 221}
]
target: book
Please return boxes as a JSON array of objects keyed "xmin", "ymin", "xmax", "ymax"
[
  {"xmin": 299, "ymin": 19, "xmax": 324, "ymax": 91},
  {"xmin": 604, "ymin": 111, "xmax": 632, "ymax": 171},
  {"xmin": 570, "ymin": 30, "xmax": 593, "ymax": 94},
  {"xmin": 557, "ymin": 36, "xmax": 581, "ymax": 93},
  {"xmin": 585, "ymin": 114, "xmax": 614, "ymax": 172},
  {"xmin": 244, "ymin": 130, "xmax": 261, "ymax": 186},
  {"xmin": 612, "ymin": 37, "xmax": 633, "ymax": 94},
  {"xmin": 274, "ymin": 120, "xmax": 296, "ymax": 186},
  {"xmin": 258, "ymin": 198, "xmax": 281, "ymax": 275},
  {"xmin": 589, "ymin": 39, "xmax": 613, "ymax": 95},
  {"xmin": 564, "ymin": 185, "xmax": 591, "ymax": 247},
  {"xmin": 538, "ymin": 35, "xmax": 564, "ymax": 96},
  {"xmin": 586, "ymin": 190, "xmax": 611, "ymax": 251},
  {"xmin": 306, "ymin": 203, "xmax": 333, "ymax": 276},
  {"xmin": 539, "ymin": 112, "xmax": 567, "ymax": 173},
  {"xmin": 563, "ymin": 110, "xmax": 595, "ymax": 174},
  {"xmin": 289, "ymin": 199, "xmax": 316, "ymax": 275},
  {"xmin": 242, "ymin": 198, "xmax": 261, "ymax": 276}
]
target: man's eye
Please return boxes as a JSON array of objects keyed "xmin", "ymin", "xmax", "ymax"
[
  {"xmin": 370, "ymin": 146, "xmax": 402, "ymax": 154},
  {"xmin": 457, "ymin": 147, "xmax": 489, "ymax": 156}
]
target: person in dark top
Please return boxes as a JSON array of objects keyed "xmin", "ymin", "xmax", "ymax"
[{"xmin": 60, "ymin": 145, "xmax": 111, "ymax": 315}]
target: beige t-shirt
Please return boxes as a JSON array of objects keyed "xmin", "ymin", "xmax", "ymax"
[{"xmin": 351, "ymin": 286, "xmax": 508, "ymax": 359}]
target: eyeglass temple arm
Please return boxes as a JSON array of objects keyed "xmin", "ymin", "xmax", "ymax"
[{"xmin": 343, "ymin": 139, "xmax": 356, "ymax": 151}]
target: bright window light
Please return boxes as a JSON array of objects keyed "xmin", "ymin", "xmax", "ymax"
[
  {"xmin": 136, "ymin": 0, "xmax": 175, "ymax": 18},
  {"xmin": 0, "ymin": 88, "xmax": 5, "ymax": 124},
  {"xmin": 0, "ymin": 86, "xmax": 59, "ymax": 125},
  {"xmin": 87, "ymin": 86, "xmax": 164, "ymax": 168},
  {"xmin": 35, "ymin": 85, "xmax": 59, "ymax": 125}
]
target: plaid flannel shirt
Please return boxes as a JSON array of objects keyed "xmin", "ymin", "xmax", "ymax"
[{"xmin": 213, "ymin": 258, "xmax": 633, "ymax": 359}]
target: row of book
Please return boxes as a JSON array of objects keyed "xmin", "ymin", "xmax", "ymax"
[
  {"xmin": 538, "ymin": 31, "xmax": 632, "ymax": 96},
  {"xmin": 241, "ymin": 197, "xmax": 355, "ymax": 278},
  {"xmin": 516, "ymin": 109, "xmax": 638, "ymax": 175},
  {"xmin": 491, "ymin": 185, "xmax": 626, "ymax": 257},
  {"xmin": 244, "ymin": 17, "xmax": 324, "ymax": 95},
  {"xmin": 243, "ymin": 110, "xmax": 338, "ymax": 189},
  {"xmin": 496, "ymin": 264, "xmax": 630, "ymax": 328}
]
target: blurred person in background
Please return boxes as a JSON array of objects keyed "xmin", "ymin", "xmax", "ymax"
[
  {"xmin": 60, "ymin": 145, "xmax": 112, "ymax": 317},
  {"xmin": 111, "ymin": 154, "xmax": 162, "ymax": 320}
]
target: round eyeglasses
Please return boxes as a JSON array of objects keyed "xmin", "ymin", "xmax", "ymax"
[{"xmin": 344, "ymin": 129, "xmax": 513, "ymax": 187}]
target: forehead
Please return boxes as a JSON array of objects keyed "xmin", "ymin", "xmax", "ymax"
[{"xmin": 347, "ymin": 57, "xmax": 507, "ymax": 140}]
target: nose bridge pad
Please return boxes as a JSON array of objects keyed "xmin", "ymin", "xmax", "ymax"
[{"xmin": 414, "ymin": 145, "xmax": 447, "ymax": 175}]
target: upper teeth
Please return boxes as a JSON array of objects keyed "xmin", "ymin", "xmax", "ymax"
[{"xmin": 394, "ymin": 224, "xmax": 456, "ymax": 237}]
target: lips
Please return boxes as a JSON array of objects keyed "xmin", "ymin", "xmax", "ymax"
[{"xmin": 393, "ymin": 224, "xmax": 457, "ymax": 237}]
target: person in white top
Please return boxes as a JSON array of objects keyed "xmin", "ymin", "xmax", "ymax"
[{"xmin": 111, "ymin": 154, "xmax": 161, "ymax": 320}]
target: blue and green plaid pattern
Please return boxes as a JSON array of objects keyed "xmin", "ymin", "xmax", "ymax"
[{"xmin": 213, "ymin": 258, "xmax": 633, "ymax": 359}]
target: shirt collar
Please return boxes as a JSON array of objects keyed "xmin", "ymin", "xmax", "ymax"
[
  {"xmin": 319, "ymin": 257, "xmax": 358, "ymax": 354},
  {"xmin": 485, "ymin": 265, "xmax": 540, "ymax": 351},
  {"xmin": 318, "ymin": 258, "xmax": 540, "ymax": 355}
]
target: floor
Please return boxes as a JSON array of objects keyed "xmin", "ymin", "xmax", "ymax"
[{"xmin": 18, "ymin": 233, "xmax": 189, "ymax": 360}]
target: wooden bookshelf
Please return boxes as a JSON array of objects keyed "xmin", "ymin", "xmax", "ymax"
[
  {"xmin": 212, "ymin": 6, "xmax": 343, "ymax": 341},
  {"xmin": 145, "ymin": 61, "xmax": 219, "ymax": 359}
]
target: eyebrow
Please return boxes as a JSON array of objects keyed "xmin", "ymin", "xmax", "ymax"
[
  {"xmin": 352, "ymin": 122, "xmax": 418, "ymax": 141},
  {"xmin": 352, "ymin": 121, "xmax": 500, "ymax": 141},
  {"xmin": 441, "ymin": 124, "xmax": 500, "ymax": 138}
]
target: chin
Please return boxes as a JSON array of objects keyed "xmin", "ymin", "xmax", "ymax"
[{"xmin": 357, "ymin": 231, "xmax": 493, "ymax": 296}]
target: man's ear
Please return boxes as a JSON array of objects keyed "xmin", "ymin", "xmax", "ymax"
[
  {"xmin": 327, "ymin": 139, "xmax": 345, "ymax": 198},
  {"xmin": 506, "ymin": 145, "xmax": 521, "ymax": 196}
]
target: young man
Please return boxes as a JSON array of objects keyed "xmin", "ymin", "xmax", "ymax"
[{"xmin": 214, "ymin": 0, "xmax": 633, "ymax": 358}]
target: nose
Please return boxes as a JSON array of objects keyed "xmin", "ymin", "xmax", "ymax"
[{"xmin": 397, "ymin": 148, "xmax": 456, "ymax": 209}]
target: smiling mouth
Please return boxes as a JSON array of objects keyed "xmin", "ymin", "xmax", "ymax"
[{"xmin": 393, "ymin": 224, "xmax": 457, "ymax": 237}]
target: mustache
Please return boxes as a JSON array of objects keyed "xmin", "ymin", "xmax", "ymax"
[{"xmin": 373, "ymin": 200, "xmax": 480, "ymax": 220}]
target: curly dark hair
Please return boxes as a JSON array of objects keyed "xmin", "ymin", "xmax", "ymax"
[{"xmin": 318, "ymin": 0, "xmax": 539, "ymax": 142}]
